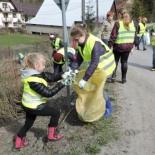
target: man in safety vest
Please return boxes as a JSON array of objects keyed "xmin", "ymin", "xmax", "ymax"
[
  {"xmin": 49, "ymin": 34, "xmax": 64, "ymax": 52},
  {"xmin": 137, "ymin": 17, "xmax": 147, "ymax": 51},
  {"xmin": 52, "ymin": 47, "xmax": 77, "ymax": 75},
  {"xmin": 150, "ymin": 24, "xmax": 155, "ymax": 71}
]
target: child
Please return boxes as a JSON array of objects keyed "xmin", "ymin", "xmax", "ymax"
[
  {"xmin": 13, "ymin": 53, "xmax": 66, "ymax": 152},
  {"xmin": 52, "ymin": 47, "xmax": 77, "ymax": 75}
]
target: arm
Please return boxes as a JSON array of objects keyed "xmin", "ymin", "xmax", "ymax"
[
  {"xmin": 28, "ymin": 82, "xmax": 64, "ymax": 98},
  {"xmin": 108, "ymin": 21, "xmax": 119, "ymax": 48},
  {"xmin": 69, "ymin": 51, "xmax": 83, "ymax": 69},
  {"xmin": 39, "ymin": 72, "xmax": 63, "ymax": 82},
  {"xmin": 83, "ymin": 42, "xmax": 106, "ymax": 81},
  {"xmin": 67, "ymin": 52, "xmax": 76, "ymax": 61},
  {"xmin": 59, "ymin": 40, "xmax": 64, "ymax": 48},
  {"xmin": 97, "ymin": 20, "xmax": 106, "ymax": 39}
]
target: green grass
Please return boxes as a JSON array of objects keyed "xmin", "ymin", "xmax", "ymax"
[{"xmin": 0, "ymin": 33, "xmax": 43, "ymax": 47}]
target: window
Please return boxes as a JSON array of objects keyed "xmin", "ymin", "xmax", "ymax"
[
  {"xmin": 3, "ymin": 13, "xmax": 8, "ymax": 18},
  {"xmin": 2, "ymin": 3, "xmax": 7, "ymax": 9},
  {"xmin": 13, "ymin": 22, "xmax": 17, "ymax": 26},
  {"xmin": 13, "ymin": 13, "xmax": 16, "ymax": 18}
]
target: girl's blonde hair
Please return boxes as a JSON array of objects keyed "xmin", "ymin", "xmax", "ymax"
[
  {"xmin": 118, "ymin": 8, "xmax": 131, "ymax": 30},
  {"xmin": 23, "ymin": 53, "xmax": 45, "ymax": 69},
  {"xmin": 70, "ymin": 24, "xmax": 88, "ymax": 38}
]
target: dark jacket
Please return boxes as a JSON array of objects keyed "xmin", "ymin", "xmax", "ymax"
[
  {"xmin": 70, "ymin": 34, "xmax": 106, "ymax": 81},
  {"xmin": 20, "ymin": 68, "xmax": 64, "ymax": 98}
]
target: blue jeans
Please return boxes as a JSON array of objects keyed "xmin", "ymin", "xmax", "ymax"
[
  {"xmin": 102, "ymin": 39, "xmax": 108, "ymax": 45},
  {"xmin": 140, "ymin": 35, "xmax": 146, "ymax": 49},
  {"xmin": 153, "ymin": 46, "xmax": 155, "ymax": 67}
]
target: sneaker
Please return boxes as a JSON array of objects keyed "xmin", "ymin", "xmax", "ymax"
[
  {"xmin": 143, "ymin": 48, "xmax": 147, "ymax": 51},
  {"xmin": 137, "ymin": 47, "xmax": 140, "ymax": 50},
  {"xmin": 122, "ymin": 79, "xmax": 127, "ymax": 84},
  {"xmin": 151, "ymin": 67, "xmax": 155, "ymax": 71}
]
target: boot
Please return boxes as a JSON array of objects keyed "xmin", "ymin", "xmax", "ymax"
[
  {"xmin": 48, "ymin": 127, "xmax": 63, "ymax": 141},
  {"xmin": 13, "ymin": 136, "xmax": 28, "ymax": 152},
  {"xmin": 111, "ymin": 62, "xmax": 118, "ymax": 83},
  {"xmin": 103, "ymin": 97, "xmax": 114, "ymax": 118}
]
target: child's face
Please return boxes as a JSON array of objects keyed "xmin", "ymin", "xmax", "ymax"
[
  {"xmin": 73, "ymin": 33, "xmax": 86, "ymax": 44},
  {"xmin": 34, "ymin": 57, "xmax": 46, "ymax": 72}
]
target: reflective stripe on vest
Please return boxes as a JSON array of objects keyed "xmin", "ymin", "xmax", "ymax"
[
  {"xmin": 115, "ymin": 20, "xmax": 135, "ymax": 44},
  {"xmin": 52, "ymin": 47, "xmax": 76, "ymax": 65},
  {"xmin": 22, "ymin": 76, "xmax": 47, "ymax": 109},
  {"xmin": 139, "ymin": 23, "xmax": 146, "ymax": 37},
  {"xmin": 78, "ymin": 34, "xmax": 116, "ymax": 77}
]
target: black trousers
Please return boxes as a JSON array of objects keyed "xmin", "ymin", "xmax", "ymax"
[
  {"xmin": 18, "ymin": 104, "xmax": 60, "ymax": 138},
  {"xmin": 113, "ymin": 50, "xmax": 130, "ymax": 80}
]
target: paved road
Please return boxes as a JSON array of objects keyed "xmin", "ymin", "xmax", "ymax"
[{"xmin": 99, "ymin": 44, "xmax": 155, "ymax": 155}]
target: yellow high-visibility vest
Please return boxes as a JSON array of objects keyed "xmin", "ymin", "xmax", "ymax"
[
  {"xmin": 115, "ymin": 20, "xmax": 135, "ymax": 44},
  {"xmin": 22, "ymin": 76, "xmax": 47, "ymax": 109},
  {"xmin": 78, "ymin": 34, "xmax": 116, "ymax": 77},
  {"xmin": 139, "ymin": 22, "xmax": 146, "ymax": 37}
]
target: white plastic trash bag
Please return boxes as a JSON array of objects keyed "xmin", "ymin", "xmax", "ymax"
[{"xmin": 146, "ymin": 32, "xmax": 150, "ymax": 45}]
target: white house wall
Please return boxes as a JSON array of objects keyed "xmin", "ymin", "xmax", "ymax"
[{"xmin": 0, "ymin": 1, "xmax": 23, "ymax": 28}]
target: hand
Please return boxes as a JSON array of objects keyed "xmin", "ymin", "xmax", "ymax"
[{"xmin": 78, "ymin": 79, "xmax": 86, "ymax": 90}]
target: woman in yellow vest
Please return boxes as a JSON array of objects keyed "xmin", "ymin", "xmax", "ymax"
[
  {"xmin": 109, "ymin": 8, "xmax": 136, "ymax": 84},
  {"xmin": 13, "ymin": 53, "xmax": 67, "ymax": 151},
  {"xmin": 137, "ymin": 17, "xmax": 147, "ymax": 50}
]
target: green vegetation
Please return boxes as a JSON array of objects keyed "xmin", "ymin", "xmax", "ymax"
[{"xmin": 0, "ymin": 33, "xmax": 43, "ymax": 47}]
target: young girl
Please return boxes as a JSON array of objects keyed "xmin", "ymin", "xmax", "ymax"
[
  {"xmin": 13, "ymin": 53, "xmax": 65, "ymax": 151},
  {"xmin": 69, "ymin": 24, "xmax": 115, "ymax": 89}
]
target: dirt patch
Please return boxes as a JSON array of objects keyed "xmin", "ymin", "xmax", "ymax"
[{"xmin": 0, "ymin": 82, "xmax": 118, "ymax": 155}]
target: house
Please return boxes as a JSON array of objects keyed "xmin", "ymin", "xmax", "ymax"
[
  {"xmin": 26, "ymin": 0, "xmax": 82, "ymax": 36},
  {"xmin": 0, "ymin": 0, "xmax": 41, "ymax": 28}
]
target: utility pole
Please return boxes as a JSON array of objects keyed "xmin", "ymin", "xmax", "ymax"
[
  {"xmin": 96, "ymin": 0, "xmax": 99, "ymax": 27},
  {"xmin": 82, "ymin": 0, "xmax": 85, "ymax": 23}
]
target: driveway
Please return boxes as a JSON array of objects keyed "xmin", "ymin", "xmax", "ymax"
[{"xmin": 99, "ymin": 44, "xmax": 155, "ymax": 155}]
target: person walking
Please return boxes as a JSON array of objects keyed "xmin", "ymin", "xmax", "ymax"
[
  {"xmin": 13, "ymin": 53, "xmax": 67, "ymax": 152},
  {"xmin": 109, "ymin": 8, "xmax": 136, "ymax": 84},
  {"xmin": 137, "ymin": 17, "xmax": 147, "ymax": 50},
  {"xmin": 97, "ymin": 11, "xmax": 115, "ymax": 45},
  {"xmin": 52, "ymin": 47, "xmax": 77, "ymax": 75},
  {"xmin": 150, "ymin": 24, "xmax": 155, "ymax": 71}
]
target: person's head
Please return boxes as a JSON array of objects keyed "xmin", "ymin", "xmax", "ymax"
[
  {"xmin": 70, "ymin": 24, "xmax": 88, "ymax": 44},
  {"xmin": 53, "ymin": 53, "xmax": 63, "ymax": 62},
  {"xmin": 106, "ymin": 11, "xmax": 114, "ymax": 21},
  {"xmin": 118, "ymin": 8, "xmax": 131, "ymax": 30},
  {"xmin": 142, "ymin": 17, "xmax": 147, "ymax": 23},
  {"xmin": 138, "ymin": 16, "xmax": 142, "ymax": 22},
  {"xmin": 49, "ymin": 34, "xmax": 56, "ymax": 41},
  {"xmin": 23, "ymin": 53, "xmax": 46, "ymax": 72}
]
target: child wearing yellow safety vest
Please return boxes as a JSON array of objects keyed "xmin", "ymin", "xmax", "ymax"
[{"xmin": 13, "ymin": 53, "xmax": 68, "ymax": 152}]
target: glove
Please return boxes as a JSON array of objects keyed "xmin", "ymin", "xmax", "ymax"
[{"xmin": 78, "ymin": 79, "xmax": 86, "ymax": 90}]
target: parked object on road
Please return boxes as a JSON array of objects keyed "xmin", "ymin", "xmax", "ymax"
[
  {"xmin": 13, "ymin": 53, "xmax": 71, "ymax": 151},
  {"xmin": 108, "ymin": 8, "xmax": 136, "ymax": 84},
  {"xmin": 150, "ymin": 24, "xmax": 155, "ymax": 71}
]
